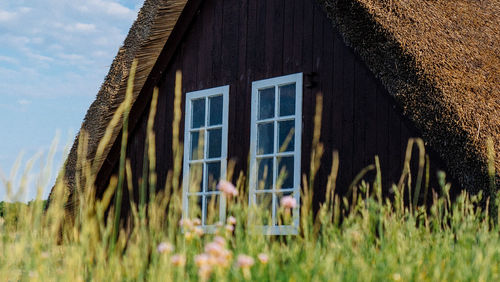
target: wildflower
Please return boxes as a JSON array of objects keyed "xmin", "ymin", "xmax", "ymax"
[
  {"xmin": 213, "ymin": 236, "xmax": 226, "ymax": 246},
  {"xmin": 194, "ymin": 226, "xmax": 204, "ymax": 236},
  {"xmin": 198, "ymin": 265, "xmax": 213, "ymax": 281},
  {"xmin": 157, "ymin": 242, "xmax": 174, "ymax": 254},
  {"xmin": 205, "ymin": 242, "xmax": 224, "ymax": 256},
  {"xmin": 179, "ymin": 218, "xmax": 193, "ymax": 228},
  {"xmin": 227, "ymin": 216, "xmax": 237, "ymax": 225},
  {"xmin": 171, "ymin": 254, "xmax": 186, "ymax": 267},
  {"xmin": 280, "ymin": 196, "xmax": 297, "ymax": 209},
  {"xmin": 236, "ymin": 254, "xmax": 254, "ymax": 268},
  {"xmin": 195, "ymin": 253, "xmax": 211, "ymax": 267},
  {"xmin": 225, "ymin": 224, "xmax": 234, "ymax": 233},
  {"xmin": 185, "ymin": 231, "xmax": 194, "ymax": 241},
  {"xmin": 193, "ymin": 218, "xmax": 202, "ymax": 226},
  {"xmin": 217, "ymin": 180, "xmax": 238, "ymax": 197},
  {"xmin": 257, "ymin": 253, "xmax": 269, "ymax": 264},
  {"xmin": 215, "ymin": 250, "xmax": 232, "ymax": 268}
]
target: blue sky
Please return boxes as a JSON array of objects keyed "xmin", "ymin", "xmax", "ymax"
[{"xmin": 0, "ymin": 0, "xmax": 144, "ymax": 202}]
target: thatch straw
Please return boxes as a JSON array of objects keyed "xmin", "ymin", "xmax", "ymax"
[{"xmin": 319, "ymin": 0, "xmax": 499, "ymax": 194}]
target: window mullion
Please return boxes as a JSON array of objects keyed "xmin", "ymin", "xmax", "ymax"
[
  {"xmin": 204, "ymin": 97, "xmax": 209, "ymax": 165},
  {"xmin": 202, "ymin": 97, "xmax": 209, "ymax": 224},
  {"xmin": 272, "ymin": 85, "xmax": 279, "ymax": 226}
]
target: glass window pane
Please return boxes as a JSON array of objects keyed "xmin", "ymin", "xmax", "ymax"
[
  {"xmin": 258, "ymin": 87, "xmax": 275, "ymax": 120},
  {"xmin": 277, "ymin": 156, "xmax": 294, "ymax": 189},
  {"xmin": 209, "ymin": 95, "xmax": 223, "ymax": 126},
  {"xmin": 255, "ymin": 193, "xmax": 273, "ymax": 225},
  {"xmin": 188, "ymin": 195, "xmax": 203, "ymax": 219},
  {"xmin": 191, "ymin": 98, "xmax": 206, "ymax": 128},
  {"xmin": 206, "ymin": 162, "xmax": 221, "ymax": 192},
  {"xmin": 277, "ymin": 192, "xmax": 295, "ymax": 225},
  {"xmin": 257, "ymin": 157, "xmax": 273, "ymax": 190},
  {"xmin": 205, "ymin": 195, "xmax": 220, "ymax": 225},
  {"xmin": 278, "ymin": 120, "xmax": 295, "ymax": 152},
  {"xmin": 207, "ymin": 128, "xmax": 222, "ymax": 158},
  {"xmin": 279, "ymin": 83, "xmax": 295, "ymax": 116},
  {"xmin": 189, "ymin": 163, "xmax": 204, "ymax": 193},
  {"xmin": 257, "ymin": 122, "xmax": 274, "ymax": 155},
  {"xmin": 190, "ymin": 131, "xmax": 204, "ymax": 160}
]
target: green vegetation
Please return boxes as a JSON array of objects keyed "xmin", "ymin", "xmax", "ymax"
[{"xmin": 0, "ymin": 67, "xmax": 497, "ymax": 281}]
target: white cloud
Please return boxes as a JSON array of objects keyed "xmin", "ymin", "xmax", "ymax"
[
  {"xmin": 18, "ymin": 7, "xmax": 32, "ymax": 14},
  {"xmin": 0, "ymin": 34, "xmax": 30, "ymax": 48},
  {"xmin": 79, "ymin": 0, "xmax": 136, "ymax": 19},
  {"xmin": 0, "ymin": 9, "xmax": 17, "ymax": 22},
  {"xmin": 91, "ymin": 50, "xmax": 109, "ymax": 57},
  {"xmin": 31, "ymin": 37, "xmax": 44, "ymax": 45},
  {"xmin": 0, "ymin": 56, "xmax": 18, "ymax": 64},
  {"xmin": 47, "ymin": 44, "xmax": 63, "ymax": 51},
  {"xmin": 26, "ymin": 52, "xmax": 54, "ymax": 62},
  {"xmin": 74, "ymin": 23, "xmax": 96, "ymax": 32},
  {"xmin": 18, "ymin": 99, "xmax": 31, "ymax": 105}
]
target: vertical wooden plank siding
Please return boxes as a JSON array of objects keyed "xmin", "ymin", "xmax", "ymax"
[
  {"xmin": 101, "ymin": 0, "xmax": 456, "ymax": 212},
  {"xmin": 300, "ymin": 0, "xmax": 314, "ymax": 183},
  {"xmin": 197, "ymin": 1, "xmax": 212, "ymax": 90},
  {"xmin": 282, "ymin": 0, "xmax": 294, "ymax": 74},
  {"xmin": 375, "ymin": 83, "xmax": 390, "ymax": 189}
]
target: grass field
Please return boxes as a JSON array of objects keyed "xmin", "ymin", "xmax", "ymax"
[
  {"xmin": 1, "ymin": 160, "xmax": 499, "ymax": 281},
  {"xmin": 0, "ymin": 68, "xmax": 498, "ymax": 281}
]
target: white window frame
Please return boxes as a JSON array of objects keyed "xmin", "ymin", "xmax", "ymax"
[
  {"xmin": 182, "ymin": 85, "xmax": 229, "ymax": 233},
  {"xmin": 248, "ymin": 73, "xmax": 303, "ymax": 235}
]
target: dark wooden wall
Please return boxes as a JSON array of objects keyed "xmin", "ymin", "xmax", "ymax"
[{"xmin": 98, "ymin": 0, "xmax": 454, "ymax": 212}]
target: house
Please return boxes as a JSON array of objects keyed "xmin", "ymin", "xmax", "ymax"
[{"xmin": 50, "ymin": 0, "xmax": 499, "ymax": 234}]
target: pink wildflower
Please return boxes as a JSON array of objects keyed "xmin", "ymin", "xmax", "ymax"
[
  {"xmin": 195, "ymin": 254, "xmax": 211, "ymax": 267},
  {"xmin": 179, "ymin": 218, "xmax": 193, "ymax": 228},
  {"xmin": 225, "ymin": 224, "xmax": 234, "ymax": 233},
  {"xmin": 215, "ymin": 255, "xmax": 231, "ymax": 268},
  {"xmin": 236, "ymin": 254, "xmax": 254, "ymax": 268},
  {"xmin": 205, "ymin": 242, "xmax": 224, "ymax": 256},
  {"xmin": 171, "ymin": 254, "xmax": 186, "ymax": 267},
  {"xmin": 213, "ymin": 236, "xmax": 226, "ymax": 247},
  {"xmin": 198, "ymin": 264, "xmax": 213, "ymax": 281},
  {"xmin": 193, "ymin": 218, "xmax": 202, "ymax": 226},
  {"xmin": 221, "ymin": 249, "xmax": 233, "ymax": 261},
  {"xmin": 217, "ymin": 180, "xmax": 238, "ymax": 197},
  {"xmin": 194, "ymin": 226, "xmax": 204, "ymax": 236},
  {"xmin": 227, "ymin": 216, "xmax": 237, "ymax": 225},
  {"xmin": 157, "ymin": 242, "xmax": 174, "ymax": 254},
  {"xmin": 257, "ymin": 253, "xmax": 269, "ymax": 264},
  {"xmin": 280, "ymin": 196, "xmax": 297, "ymax": 209}
]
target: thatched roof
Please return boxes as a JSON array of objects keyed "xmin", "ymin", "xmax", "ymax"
[
  {"xmin": 319, "ymin": 0, "xmax": 499, "ymax": 195},
  {"xmin": 51, "ymin": 0, "xmax": 499, "ymax": 205},
  {"xmin": 49, "ymin": 0, "xmax": 187, "ymax": 205}
]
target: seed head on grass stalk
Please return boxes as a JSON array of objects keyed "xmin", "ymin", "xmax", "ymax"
[{"xmin": 110, "ymin": 59, "xmax": 137, "ymax": 251}]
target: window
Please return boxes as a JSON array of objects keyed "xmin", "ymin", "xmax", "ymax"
[
  {"xmin": 249, "ymin": 73, "xmax": 302, "ymax": 235},
  {"xmin": 182, "ymin": 85, "xmax": 229, "ymax": 232}
]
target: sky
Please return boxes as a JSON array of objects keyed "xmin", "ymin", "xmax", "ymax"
[{"xmin": 0, "ymin": 0, "xmax": 144, "ymax": 202}]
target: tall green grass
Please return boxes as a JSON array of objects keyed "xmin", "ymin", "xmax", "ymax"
[{"xmin": 0, "ymin": 64, "xmax": 498, "ymax": 281}]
